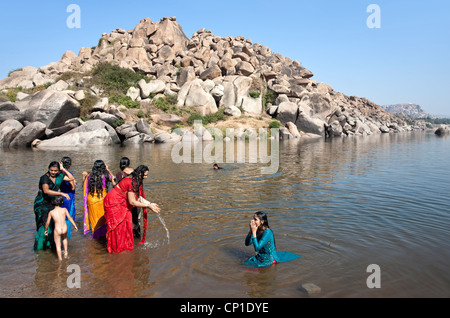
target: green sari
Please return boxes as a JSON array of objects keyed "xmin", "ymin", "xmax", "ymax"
[{"xmin": 34, "ymin": 173, "xmax": 64, "ymax": 251}]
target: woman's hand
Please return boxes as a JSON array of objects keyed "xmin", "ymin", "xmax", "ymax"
[
  {"xmin": 249, "ymin": 219, "xmax": 258, "ymax": 235},
  {"xmin": 61, "ymin": 193, "xmax": 70, "ymax": 200},
  {"xmin": 59, "ymin": 162, "xmax": 66, "ymax": 171},
  {"xmin": 148, "ymin": 203, "xmax": 160, "ymax": 214}
]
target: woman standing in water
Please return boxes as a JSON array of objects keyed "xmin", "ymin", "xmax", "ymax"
[
  {"xmin": 114, "ymin": 157, "xmax": 142, "ymax": 237},
  {"xmin": 115, "ymin": 157, "xmax": 134, "ymax": 183},
  {"xmin": 82, "ymin": 160, "xmax": 115, "ymax": 238},
  {"xmin": 243, "ymin": 211, "xmax": 301, "ymax": 267},
  {"xmin": 104, "ymin": 165, "xmax": 160, "ymax": 253},
  {"xmin": 60, "ymin": 157, "xmax": 77, "ymax": 238},
  {"xmin": 34, "ymin": 161, "xmax": 75, "ymax": 251}
]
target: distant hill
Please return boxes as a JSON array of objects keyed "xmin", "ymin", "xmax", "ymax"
[{"xmin": 382, "ymin": 103, "xmax": 434, "ymax": 118}]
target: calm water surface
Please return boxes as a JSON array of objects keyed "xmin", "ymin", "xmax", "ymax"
[{"xmin": 0, "ymin": 131, "xmax": 449, "ymax": 298}]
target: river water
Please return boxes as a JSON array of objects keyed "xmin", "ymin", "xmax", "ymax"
[{"xmin": 0, "ymin": 131, "xmax": 449, "ymax": 298}]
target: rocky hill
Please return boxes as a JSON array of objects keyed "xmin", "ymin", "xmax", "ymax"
[
  {"xmin": 0, "ymin": 16, "xmax": 427, "ymax": 149},
  {"xmin": 382, "ymin": 103, "xmax": 433, "ymax": 118}
]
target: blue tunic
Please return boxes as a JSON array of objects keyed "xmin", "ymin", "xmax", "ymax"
[
  {"xmin": 243, "ymin": 228, "xmax": 301, "ymax": 267},
  {"xmin": 60, "ymin": 170, "xmax": 76, "ymax": 238}
]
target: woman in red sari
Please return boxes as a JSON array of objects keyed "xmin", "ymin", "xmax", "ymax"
[{"xmin": 104, "ymin": 165, "xmax": 160, "ymax": 253}]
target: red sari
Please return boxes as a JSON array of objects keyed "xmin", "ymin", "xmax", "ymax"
[{"xmin": 104, "ymin": 177, "xmax": 148, "ymax": 253}]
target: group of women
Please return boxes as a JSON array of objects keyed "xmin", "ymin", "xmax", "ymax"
[
  {"xmin": 33, "ymin": 157, "xmax": 160, "ymax": 255},
  {"xmin": 33, "ymin": 158, "xmax": 300, "ymax": 267}
]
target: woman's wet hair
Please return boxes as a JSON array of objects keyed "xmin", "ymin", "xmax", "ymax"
[
  {"xmin": 61, "ymin": 157, "xmax": 72, "ymax": 170},
  {"xmin": 254, "ymin": 211, "xmax": 275, "ymax": 247},
  {"xmin": 255, "ymin": 211, "xmax": 270, "ymax": 229},
  {"xmin": 48, "ymin": 161, "xmax": 60, "ymax": 170},
  {"xmin": 130, "ymin": 165, "xmax": 149, "ymax": 198},
  {"xmin": 119, "ymin": 157, "xmax": 131, "ymax": 171},
  {"xmin": 51, "ymin": 195, "xmax": 65, "ymax": 207},
  {"xmin": 88, "ymin": 160, "xmax": 111, "ymax": 198}
]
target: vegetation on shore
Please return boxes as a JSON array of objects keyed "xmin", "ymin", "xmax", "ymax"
[{"xmin": 69, "ymin": 62, "xmax": 275, "ymax": 131}]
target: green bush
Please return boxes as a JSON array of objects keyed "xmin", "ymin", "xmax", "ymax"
[
  {"xmin": 154, "ymin": 96, "xmax": 176, "ymax": 112},
  {"xmin": 249, "ymin": 91, "xmax": 260, "ymax": 98},
  {"xmin": 187, "ymin": 108, "xmax": 227, "ymax": 126},
  {"xmin": 153, "ymin": 95, "xmax": 182, "ymax": 115},
  {"xmin": 112, "ymin": 119, "xmax": 125, "ymax": 128},
  {"xmin": 263, "ymin": 89, "xmax": 277, "ymax": 107},
  {"xmin": 137, "ymin": 110, "xmax": 145, "ymax": 118},
  {"xmin": 109, "ymin": 94, "xmax": 140, "ymax": 109},
  {"xmin": 205, "ymin": 108, "xmax": 226, "ymax": 123},
  {"xmin": 79, "ymin": 92, "xmax": 100, "ymax": 118},
  {"xmin": 91, "ymin": 62, "xmax": 146, "ymax": 95},
  {"xmin": 7, "ymin": 68, "xmax": 22, "ymax": 77},
  {"xmin": 5, "ymin": 89, "xmax": 17, "ymax": 102},
  {"xmin": 269, "ymin": 120, "xmax": 282, "ymax": 129},
  {"xmin": 187, "ymin": 113, "xmax": 207, "ymax": 126}
]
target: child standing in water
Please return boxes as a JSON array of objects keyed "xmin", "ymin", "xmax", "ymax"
[{"xmin": 45, "ymin": 196, "xmax": 78, "ymax": 260}]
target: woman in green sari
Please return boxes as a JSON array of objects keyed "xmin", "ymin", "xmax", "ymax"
[{"xmin": 34, "ymin": 161, "xmax": 75, "ymax": 251}]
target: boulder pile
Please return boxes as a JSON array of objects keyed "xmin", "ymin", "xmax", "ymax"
[{"xmin": 0, "ymin": 16, "xmax": 424, "ymax": 148}]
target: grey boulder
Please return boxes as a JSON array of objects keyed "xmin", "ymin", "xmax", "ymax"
[{"xmin": 10, "ymin": 121, "xmax": 46, "ymax": 148}]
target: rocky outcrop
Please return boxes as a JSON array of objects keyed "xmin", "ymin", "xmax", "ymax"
[
  {"xmin": 9, "ymin": 121, "xmax": 47, "ymax": 148},
  {"xmin": 15, "ymin": 90, "xmax": 80, "ymax": 129},
  {"xmin": 0, "ymin": 101, "xmax": 25, "ymax": 122},
  {"xmin": 382, "ymin": 103, "xmax": 432, "ymax": 119},
  {"xmin": 0, "ymin": 119, "xmax": 24, "ymax": 148},
  {"xmin": 0, "ymin": 15, "xmax": 418, "ymax": 148},
  {"xmin": 435, "ymin": 125, "xmax": 450, "ymax": 136},
  {"xmin": 34, "ymin": 128, "xmax": 113, "ymax": 148}
]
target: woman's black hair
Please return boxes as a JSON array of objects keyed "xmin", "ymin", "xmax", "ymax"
[
  {"xmin": 61, "ymin": 157, "xmax": 72, "ymax": 170},
  {"xmin": 88, "ymin": 160, "xmax": 111, "ymax": 198},
  {"xmin": 51, "ymin": 195, "xmax": 65, "ymax": 207},
  {"xmin": 48, "ymin": 161, "xmax": 60, "ymax": 170},
  {"xmin": 130, "ymin": 165, "xmax": 149, "ymax": 198},
  {"xmin": 255, "ymin": 211, "xmax": 270, "ymax": 229},
  {"xmin": 119, "ymin": 157, "xmax": 131, "ymax": 171},
  {"xmin": 254, "ymin": 211, "xmax": 275, "ymax": 247}
]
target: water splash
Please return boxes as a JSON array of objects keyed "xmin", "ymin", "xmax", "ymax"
[{"xmin": 157, "ymin": 213, "xmax": 170, "ymax": 244}]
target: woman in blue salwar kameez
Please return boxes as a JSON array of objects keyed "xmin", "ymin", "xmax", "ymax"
[{"xmin": 243, "ymin": 211, "xmax": 300, "ymax": 267}]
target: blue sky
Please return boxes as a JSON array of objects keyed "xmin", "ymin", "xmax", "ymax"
[{"xmin": 1, "ymin": 0, "xmax": 449, "ymax": 116}]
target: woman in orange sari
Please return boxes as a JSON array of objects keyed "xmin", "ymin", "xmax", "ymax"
[
  {"xmin": 82, "ymin": 160, "xmax": 116, "ymax": 238},
  {"xmin": 104, "ymin": 165, "xmax": 160, "ymax": 253}
]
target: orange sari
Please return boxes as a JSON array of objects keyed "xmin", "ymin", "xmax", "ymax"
[{"xmin": 83, "ymin": 174, "xmax": 108, "ymax": 238}]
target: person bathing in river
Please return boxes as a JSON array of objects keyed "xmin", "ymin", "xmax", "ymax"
[
  {"xmin": 115, "ymin": 157, "xmax": 140, "ymax": 237},
  {"xmin": 45, "ymin": 196, "xmax": 78, "ymax": 261},
  {"xmin": 34, "ymin": 161, "xmax": 75, "ymax": 251},
  {"xmin": 82, "ymin": 160, "xmax": 116, "ymax": 238},
  {"xmin": 115, "ymin": 157, "xmax": 134, "ymax": 183},
  {"xmin": 60, "ymin": 156, "xmax": 77, "ymax": 238},
  {"xmin": 104, "ymin": 165, "xmax": 160, "ymax": 253},
  {"xmin": 243, "ymin": 211, "xmax": 301, "ymax": 267}
]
